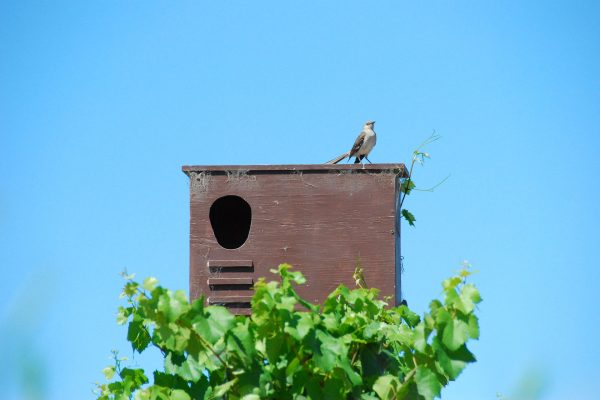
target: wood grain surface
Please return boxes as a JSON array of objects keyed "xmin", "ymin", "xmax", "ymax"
[{"xmin": 183, "ymin": 164, "xmax": 407, "ymax": 313}]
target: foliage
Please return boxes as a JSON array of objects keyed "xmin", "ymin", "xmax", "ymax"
[
  {"xmin": 96, "ymin": 265, "xmax": 480, "ymax": 400},
  {"xmin": 400, "ymin": 132, "xmax": 448, "ymax": 227}
]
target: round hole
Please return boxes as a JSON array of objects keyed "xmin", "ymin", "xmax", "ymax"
[{"xmin": 209, "ymin": 195, "xmax": 252, "ymax": 249}]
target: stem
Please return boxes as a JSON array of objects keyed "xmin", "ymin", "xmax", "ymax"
[
  {"xmin": 412, "ymin": 174, "xmax": 450, "ymax": 192},
  {"xmin": 194, "ymin": 331, "xmax": 231, "ymax": 369},
  {"xmin": 399, "ymin": 156, "xmax": 416, "ymax": 210},
  {"xmin": 399, "ymin": 368, "xmax": 416, "ymax": 392},
  {"xmin": 350, "ymin": 344, "xmax": 360, "ymax": 365},
  {"xmin": 399, "ymin": 131, "xmax": 441, "ymax": 211}
]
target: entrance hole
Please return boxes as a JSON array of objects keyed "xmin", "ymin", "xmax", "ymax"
[{"xmin": 209, "ymin": 195, "xmax": 252, "ymax": 249}]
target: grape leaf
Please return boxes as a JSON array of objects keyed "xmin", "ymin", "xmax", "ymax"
[
  {"xmin": 442, "ymin": 319, "xmax": 469, "ymax": 352},
  {"xmin": 415, "ymin": 366, "xmax": 442, "ymax": 400},
  {"xmin": 402, "ymin": 209, "xmax": 416, "ymax": 226}
]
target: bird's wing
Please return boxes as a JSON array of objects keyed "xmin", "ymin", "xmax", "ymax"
[{"xmin": 349, "ymin": 131, "xmax": 366, "ymax": 156}]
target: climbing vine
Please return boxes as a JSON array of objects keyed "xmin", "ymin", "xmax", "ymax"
[{"xmin": 399, "ymin": 132, "xmax": 448, "ymax": 227}]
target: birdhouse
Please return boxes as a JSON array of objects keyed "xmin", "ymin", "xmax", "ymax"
[{"xmin": 182, "ymin": 164, "xmax": 408, "ymax": 314}]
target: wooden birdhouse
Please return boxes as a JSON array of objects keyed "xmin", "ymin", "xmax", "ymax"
[{"xmin": 182, "ymin": 164, "xmax": 408, "ymax": 314}]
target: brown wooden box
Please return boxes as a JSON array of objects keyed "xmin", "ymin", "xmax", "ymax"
[{"xmin": 182, "ymin": 164, "xmax": 408, "ymax": 314}]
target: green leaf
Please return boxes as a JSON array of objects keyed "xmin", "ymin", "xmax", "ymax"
[
  {"xmin": 414, "ymin": 323, "xmax": 429, "ymax": 353},
  {"xmin": 120, "ymin": 368, "xmax": 149, "ymax": 389},
  {"xmin": 373, "ymin": 375, "xmax": 401, "ymax": 400},
  {"xmin": 468, "ymin": 314, "xmax": 480, "ymax": 339},
  {"xmin": 386, "ymin": 324, "xmax": 414, "ymax": 346},
  {"xmin": 454, "ymin": 284, "xmax": 481, "ymax": 314},
  {"xmin": 433, "ymin": 308, "xmax": 452, "ymax": 327},
  {"xmin": 143, "ymin": 277, "xmax": 159, "ymax": 291},
  {"xmin": 116, "ymin": 307, "xmax": 131, "ymax": 325},
  {"xmin": 360, "ymin": 394, "xmax": 380, "ymax": 400},
  {"xmin": 363, "ymin": 322, "xmax": 383, "ymax": 339},
  {"xmin": 323, "ymin": 375, "xmax": 345, "ymax": 399},
  {"xmin": 339, "ymin": 357, "xmax": 363, "ymax": 386},
  {"xmin": 314, "ymin": 330, "xmax": 347, "ymax": 372},
  {"xmin": 228, "ymin": 322, "xmax": 255, "ymax": 361},
  {"xmin": 434, "ymin": 342, "xmax": 467, "ymax": 380},
  {"xmin": 286, "ymin": 269, "xmax": 307, "ymax": 285},
  {"xmin": 161, "ymin": 324, "xmax": 190, "ymax": 353},
  {"xmin": 462, "ymin": 283, "xmax": 481, "ymax": 303},
  {"xmin": 442, "ymin": 319, "xmax": 469, "ymax": 352},
  {"xmin": 134, "ymin": 388, "xmax": 151, "ymax": 400},
  {"xmin": 127, "ymin": 320, "xmax": 151, "ymax": 353},
  {"xmin": 102, "ymin": 366, "xmax": 116, "ymax": 380},
  {"xmin": 399, "ymin": 305, "xmax": 420, "ymax": 327},
  {"xmin": 322, "ymin": 313, "xmax": 340, "ymax": 332},
  {"xmin": 442, "ymin": 277, "xmax": 461, "ymax": 291},
  {"xmin": 170, "ymin": 389, "xmax": 191, "ymax": 400},
  {"xmin": 434, "ymin": 340, "xmax": 476, "ymax": 380},
  {"xmin": 285, "ymin": 356, "xmax": 301, "ymax": 378},
  {"xmin": 213, "ymin": 378, "xmax": 238, "ymax": 397},
  {"xmin": 158, "ymin": 290, "xmax": 190, "ymax": 323},
  {"xmin": 295, "ymin": 313, "xmax": 314, "ymax": 340},
  {"xmin": 175, "ymin": 356, "xmax": 204, "ymax": 382},
  {"xmin": 153, "ymin": 371, "xmax": 188, "ymax": 391},
  {"xmin": 188, "ymin": 376, "xmax": 210, "ymax": 399},
  {"xmin": 415, "ymin": 366, "xmax": 442, "ymax": 400},
  {"xmin": 122, "ymin": 281, "xmax": 139, "ymax": 297},
  {"xmin": 306, "ymin": 376, "xmax": 323, "ymax": 399},
  {"xmin": 401, "ymin": 209, "xmax": 416, "ymax": 226},
  {"xmin": 191, "ymin": 306, "xmax": 234, "ymax": 344},
  {"xmin": 400, "ymin": 179, "xmax": 416, "ymax": 195}
]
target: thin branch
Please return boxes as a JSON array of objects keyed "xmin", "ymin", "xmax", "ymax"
[
  {"xmin": 398, "ymin": 368, "xmax": 417, "ymax": 395},
  {"xmin": 412, "ymin": 174, "xmax": 450, "ymax": 192},
  {"xmin": 193, "ymin": 330, "xmax": 231, "ymax": 370},
  {"xmin": 416, "ymin": 130, "xmax": 441, "ymax": 150},
  {"xmin": 399, "ymin": 131, "xmax": 441, "ymax": 211},
  {"xmin": 398, "ymin": 158, "xmax": 416, "ymax": 210}
]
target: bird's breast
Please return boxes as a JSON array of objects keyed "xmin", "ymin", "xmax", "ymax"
[{"xmin": 359, "ymin": 131, "xmax": 376, "ymax": 154}]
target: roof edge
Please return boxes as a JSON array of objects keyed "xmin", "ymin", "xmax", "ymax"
[{"xmin": 181, "ymin": 163, "xmax": 408, "ymax": 177}]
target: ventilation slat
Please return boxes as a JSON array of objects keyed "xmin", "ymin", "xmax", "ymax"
[
  {"xmin": 207, "ymin": 261, "xmax": 254, "ymax": 314},
  {"xmin": 228, "ymin": 308, "xmax": 252, "ymax": 315},
  {"xmin": 207, "ymin": 260, "xmax": 254, "ymax": 269},
  {"xmin": 207, "ymin": 277, "xmax": 254, "ymax": 286},
  {"xmin": 208, "ymin": 295, "xmax": 253, "ymax": 304}
]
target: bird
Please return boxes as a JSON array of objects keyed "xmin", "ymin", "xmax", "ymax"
[
  {"xmin": 326, "ymin": 120, "xmax": 377, "ymax": 165},
  {"xmin": 348, "ymin": 120, "xmax": 377, "ymax": 164}
]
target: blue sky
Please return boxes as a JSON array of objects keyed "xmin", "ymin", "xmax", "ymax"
[{"xmin": 1, "ymin": 1, "xmax": 599, "ymax": 399}]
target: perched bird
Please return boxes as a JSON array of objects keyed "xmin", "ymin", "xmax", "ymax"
[
  {"xmin": 348, "ymin": 120, "xmax": 377, "ymax": 164},
  {"xmin": 326, "ymin": 120, "xmax": 377, "ymax": 165}
]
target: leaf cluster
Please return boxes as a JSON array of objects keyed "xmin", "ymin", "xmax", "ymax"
[{"xmin": 96, "ymin": 265, "xmax": 481, "ymax": 400}]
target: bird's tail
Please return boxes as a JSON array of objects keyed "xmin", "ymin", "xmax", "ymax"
[{"xmin": 325, "ymin": 151, "xmax": 350, "ymax": 164}]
